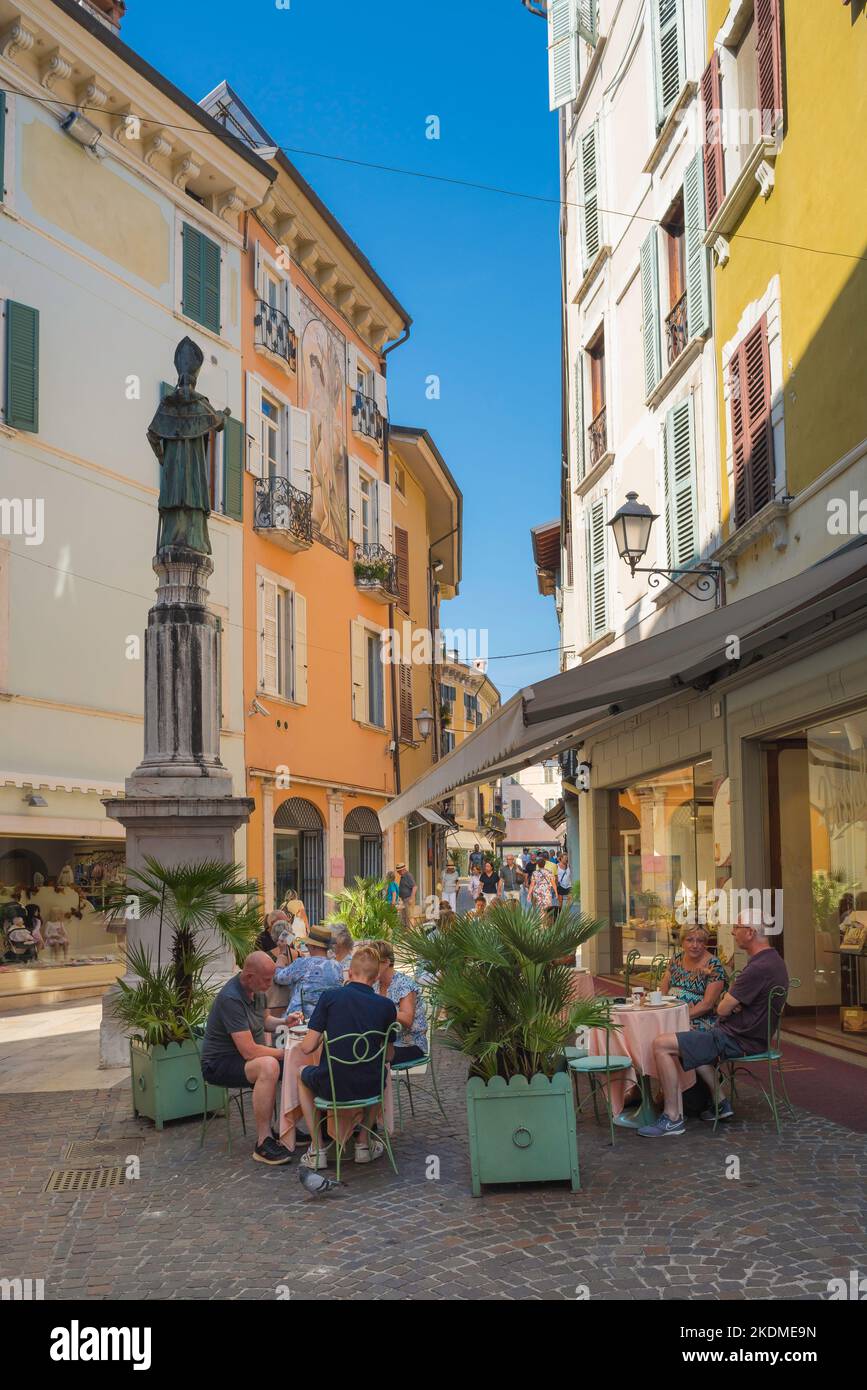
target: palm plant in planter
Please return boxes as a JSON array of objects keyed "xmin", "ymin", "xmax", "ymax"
[
  {"xmin": 396, "ymin": 899, "xmax": 608, "ymax": 1194},
  {"xmin": 326, "ymin": 875, "xmax": 400, "ymax": 942},
  {"xmin": 106, "ymin": 858, "xmax": 261, "ymax": 1129}
]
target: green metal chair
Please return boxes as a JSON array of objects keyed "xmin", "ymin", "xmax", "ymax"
[
  {"xmin": 623, "ymin": 949, "xmax": 641, "ymax": 993},
  {"xmin": 313, "ymin": 1022, "xmax": 400, "ymax": 1181},
  {"xmin": 390, "ymin": 1007, "xmax": 448, "ymax": 1130},
  {"xmin": 567, "ymin": 998, "xmax": 634, "ymax": 1146},
  {"xmin": 189, "ymin": 1024, "xmax": 248, "ymax": 1154},
  {"xmin": 649, "ymin": 954, "xmax": 668, "ymax": 988},
  {"xmin": 711, "ymin": 976, "xmax": 800, "ymax": 1135}
]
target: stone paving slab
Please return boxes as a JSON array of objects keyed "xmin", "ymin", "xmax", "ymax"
[{"xmin": 0, "ymin": 1047, "xmax": 865, "ymax": 1301}]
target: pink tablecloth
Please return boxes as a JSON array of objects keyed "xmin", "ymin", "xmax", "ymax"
[
  {"xmin": 586, "ymin": 1002, "xmax": 695, "ymax": 1116},
  {"xmin": 568, "ymin": 969, "xmax": 595, "ymax": 1002},
  {"xmin": 278, "ymin": 1037, "xmax": 395, "ymax": 1149}
]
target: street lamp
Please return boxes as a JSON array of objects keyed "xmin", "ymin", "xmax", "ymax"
[
  {"xmin": 608, "ymin": 492, "xmax": 724, "ymax": 605},
  {"xmin": 415, "ymin": 707, "xmax": 435, "ymax": 741}
]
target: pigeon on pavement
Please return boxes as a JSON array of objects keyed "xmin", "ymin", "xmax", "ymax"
[{"xmin": 299, "ymin": 1166, "xmax": 346, "ymax": 1197}]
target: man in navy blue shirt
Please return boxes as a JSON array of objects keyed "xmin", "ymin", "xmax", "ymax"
[{"xmin": 297, "ymin": 944, "xmax": 397, "ymax": 1170}]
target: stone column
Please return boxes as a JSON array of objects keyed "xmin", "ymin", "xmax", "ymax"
[
  {"xmin": 100, "ymin": 547, "xmax": 252, "ymax": 1067},
  {"xmin": 327, "ymin": 791, "xmax": 345, "ymax": 900},
  {"xmin": 262, "ymin": 780, "xmax": 275, "ymax": 912}
]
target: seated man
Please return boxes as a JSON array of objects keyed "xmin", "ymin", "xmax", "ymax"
[
  {"xmin": 296, "ymin": 945, "xmax": 397, "ymax": 1171},
  {"xmin": 273, "ymin": 922, "xmax": 342, "ymax": 1020},
  {"xmin": 200, "ymin": 950, "xmax": 295, "ymax": 1166},
  {"xmin": 639, "ymin": 909, "xmax": 790, "ymax": 1137}
]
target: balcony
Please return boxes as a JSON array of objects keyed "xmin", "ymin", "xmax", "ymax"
[
  {"xmin": 353, "ymin": 542, "xmax": 398, "ymax": 604},
  {"xmin": 665, "ymin": 293, "xmax": 688, "ymax": 368},
  {"xmin": 254, "ymin": 476, "xmax": 312, "ymax": 552},
  {"xmin": 588, "ymin": 405, "xmax": 608, "ymax": 469},
  {"xmin": 253, "ymin": 299, "xmax": 297, "ymax": 371},
  {"xmin": 352, "ymin": 390, "xmax": 385, "ymax": 447}
]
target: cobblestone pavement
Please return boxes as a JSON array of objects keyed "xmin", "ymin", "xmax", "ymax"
[{"xmin": 1, "ymin": 1046, "xmax": 865, "ymax": 1302}]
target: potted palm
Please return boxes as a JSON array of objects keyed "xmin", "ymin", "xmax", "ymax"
[
  {"xmin": 106, "ymin": 858, "xmax": 261, "ymax": 1129},
  {"xmin": 396, "ymin": 900, "xmax": 608, "ymax": 1195},
  {"xmin": 326, "ymin": 875, "xmax": 400, "ymax": 942}
]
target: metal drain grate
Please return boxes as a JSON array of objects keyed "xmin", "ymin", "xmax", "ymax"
[
  {"xmin": 63, "ymin": 1139, "xmax": 141, "ymax": 1165},
  {"xmin": 45, "ymin": 1166, "xmax": 126, "ymax": 1193}
]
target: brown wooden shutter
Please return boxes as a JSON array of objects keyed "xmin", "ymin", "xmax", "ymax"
[
  {"xmin": 395, "ymin": 525, "xmax": 410, "ymax": 611},
  {"xmin": 398, "ymin": 660, "xmax": 413, "ymax": 742},
  {"xmin": 730, "ymin": 316, "xmax": 773, "ymax": 528},
  {"xmin": 701, "ymin": 51, "xmax": 725, "ymax": 224},
  {"xmin": 756, "ymin": 0, "xmax": 783, "ymax": 133}
]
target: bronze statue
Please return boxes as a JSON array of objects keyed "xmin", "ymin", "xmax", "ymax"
[{"xmin": 147, "ymin": 337, "xmax": 229, "ymax": 556}]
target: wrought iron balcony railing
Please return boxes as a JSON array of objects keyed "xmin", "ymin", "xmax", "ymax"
[
  {"xmin": 588, "ymin": 404, "xmax": 608, "ymax": 468},
  {"xmin": 254, "ymin": 476, "xmax": 312, "ymax": 547},
  {"xmin": 352, "ymin": 390, "xmax": 385, "ymax": 446},
  {"xmin": 353, "ymin": 542, "xmax": 399, "ymax": 599},
  {"xmin": 253, "ymin": 298, "xmax": 297, "ymax": 370},
  {"xmin": 665, "ymin": 292, "xmax": 689, "ymax": 367}
]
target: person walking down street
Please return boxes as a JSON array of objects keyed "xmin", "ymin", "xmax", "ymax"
[
  {"xmin": 469, "ymin": 843, "xmax": 483, "ymax": 873},
  {"xmin": 385, "ymin": 871, "xmax": 400, "ymax": 907},
  {"xmin": 500, "ymin": 854, "xmax": 522, "ymax": 902},
  {"xmin": 527, "ymin": 852, "xmax": 558, "ymax": 916},
  {"xmin": 479, "ymin": 859, "xmax": 501, "ymax": 906},
  {"xmin": 441, "ymin": 861, "xmax": 459, "ymax": 911},
  {"xmin": 556, "ymin": 853, "xmax": 572, "ymax": 908},
  {"xmin": 396, "ymin": 862, "xmax": 416, "ymax": 925}
]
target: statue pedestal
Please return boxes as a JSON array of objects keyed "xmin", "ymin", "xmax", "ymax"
[{"xmin": 99, "ymin": 543, "xmax": 253, "ymax": 1067}]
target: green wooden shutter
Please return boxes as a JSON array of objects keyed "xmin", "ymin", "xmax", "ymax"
[
  {"xmin": 574, "ymin": 355, "xmax": 585, "ymax": 483},
  {"xmin": 683, "ymin": 150, "xmax": 710, "ymax": 340},
  {"xmin": 223, "ymin": 415, "xmax": 244, "ymax": 521},
  {"xmin": 653, "ymin": 0, "xmax": 686, "ymax": 130},
  {"xmin": 664, "ymin": 396, "xmax": 698, "ymax": 569},
  {"xmin": 547, "ymin": 0, "xmax": 579, "ymax": 111},
  {"xmin": 577, "ymin": 0, "xmax": 598, "ymax": 45},
  {"xmin": 640, "ymin": 227, "xmax": 662, "ymax": 397},
  {"xmin": 587, "ymin": 496, "xmax": 608, "ymax": 640},
  {"xmin": 182, "ymin": 223, "xmax": 221, "ymax": 333},
  {"xmin": 580, "ymin": 123, "xmax": 600, "ymax": 273},
  {"xmin": 5, "ymin": 302, "xmax": 39, "ymax": 432}
]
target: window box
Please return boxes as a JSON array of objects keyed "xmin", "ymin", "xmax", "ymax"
[{"xmin": 354, "ymin": 544, "xmax": 399, "ymax": 604}]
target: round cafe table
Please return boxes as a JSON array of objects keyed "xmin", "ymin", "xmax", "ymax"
[
  {"xmin": 585, "ymin": 1001, "xmax": 694, "ymax": 1129},
  {"xmin": 278, "ymin": 1035, "xmax": 395, "ymax": 1150}
]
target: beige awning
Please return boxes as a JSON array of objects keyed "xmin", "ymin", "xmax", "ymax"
[
  {"xmin": 446, "ymin": 829, "xmax": 494, "ymax": 852},
  {"xmin": 409, "ymin": 806, "xmax": 451, "ymax": 828},
  {"xmin": 378, "ymin": 539, "xmax": 867, "ymax": 830}
]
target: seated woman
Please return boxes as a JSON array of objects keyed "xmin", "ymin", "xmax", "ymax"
[
  {"xmin": 330, "ymin": 924, "xmax": 355, "ymax": 982},
  {"xmin": 659, "ymin": 924, "xmax": 727, "ymax": 1030},
  {"xmin": 370, "ymin": 939, "xmax": 429, "ymax": 1065}
]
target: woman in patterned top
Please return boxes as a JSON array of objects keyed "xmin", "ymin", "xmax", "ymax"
[
  {"xmin": 659, "ymin": 925, "xmax": 727, "ymax": 1031},
  {"xmin": 370, "ymin": 939, "xmax": 428, "ymax": 1064}
]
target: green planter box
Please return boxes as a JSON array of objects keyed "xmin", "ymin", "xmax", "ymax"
[
  {"xmin": 466, "ymin": 1072, "xmax": 579, "ymax": 1196},
  {"xmin": 129, "ymin": 1037, "xmax": 226, "ymax": 1130}
]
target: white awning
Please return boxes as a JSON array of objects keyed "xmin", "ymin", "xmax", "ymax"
[
  {"xmin": 446, "ymin": 829, "xmax": 494, "ymax": 852},
  {"xmin": 409, "ymin": 806, "xmax": 451, "ymax": 827},
  {"xmin": 378, "ymin": 540, "xmax": 867, "ymax": 830}
]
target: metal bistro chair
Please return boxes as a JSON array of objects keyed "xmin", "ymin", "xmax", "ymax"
[
  {"xmin": 567, "ymin": 997, "xmax": 634, "ymax": 1146},
  {"xmin": 315, "ymin": 1022, "xmax": 401, "ymax": 1182},
  {"xmin": 649, "ymin": 954, "xmax": 668, "ymax": 989},
  {"xmin": 623, "ymin": 949, "xmax": 641, "ymax": 993},
  {"xmin": 390, "ymin": 1002, "xmax": 448, "ymax": 1131},
  {"xmin": 711, "ymin": 977, "xmax": 800, "ymax": 1135},
  {"xmin": 189, "ymin": 1023, "xmax": 248, "ymax": 1154}
]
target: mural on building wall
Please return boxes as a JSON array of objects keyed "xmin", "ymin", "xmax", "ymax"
[{"xmin": 299, "ymin": 293, "xmax": 348, "ymax": 557}]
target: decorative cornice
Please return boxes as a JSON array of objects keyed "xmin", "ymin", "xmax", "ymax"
[
  {"xmin": 172, "ymin": 153, "xmax": 200, "ymax": 190},
  {"xmin": 40, "ymin": 46, "xmax": 73, "ymax": 92},
  {"xmin": 712, "ymin": 235, "xmax": 731, "ymax": 268},
  {"xmin": 76, "ymin": 76, "xmax": 110, "ymax": 109},
  {"xmin": 318, "ymin": 262, "xmax": 339, "ymax": 295},
  {"xmin": 217, "ymin": 188, "xmax": 243, "ymax": 225},
  {"xmin": 0, "ymin": 17, "xmax": 36, "ymax": 63},
  {"xmin": 354, "ymin": 306, "xmax": 373, "ymax": 336},
  {"xmin": 143, "ymin": 130, "xmax": 173, "ymax": 167}
]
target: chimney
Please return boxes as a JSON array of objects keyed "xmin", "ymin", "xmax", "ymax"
[{"xmin": 78, "ymin": 0, "xmax": 126, "ymax": 32}]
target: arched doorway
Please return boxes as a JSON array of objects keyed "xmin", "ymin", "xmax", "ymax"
[
  {"xmin": 274, "ymin": 797, "xmax": 325, "ymax": 924},
  {"xmin": 344, "ymin": 806, "xmax": 383, "ymax": 885}
]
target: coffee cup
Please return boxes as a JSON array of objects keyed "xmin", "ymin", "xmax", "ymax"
[{"xmin": 649, "ymin": 990, "xmax": 663, "ymax": 1004}]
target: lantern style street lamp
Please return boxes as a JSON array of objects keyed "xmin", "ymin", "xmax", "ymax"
[
  {"xmin": 608, "ymin": 492, "xmax": 724, "ymax": 605},
  {"xmin": 415, "ymin": 707, "xmax": 435, "ymax": 741}
]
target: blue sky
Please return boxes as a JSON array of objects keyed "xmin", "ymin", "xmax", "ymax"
[{"xmin": 125, "ymin": 0, "xmax": 562, "ymax": 702}]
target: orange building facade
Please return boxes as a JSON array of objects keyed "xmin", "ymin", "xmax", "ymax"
[{"xmin": 201, "ymin": 84, "xmax": 461, "ymax": 919}]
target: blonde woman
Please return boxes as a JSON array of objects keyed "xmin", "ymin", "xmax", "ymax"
[
  {"xmin": 370, "ymin": 939, "xmax": 428, "ymax": 1066},
  {"xmin": 660, "ymin": 925, "xmax": 727, "ymax": 1031}
]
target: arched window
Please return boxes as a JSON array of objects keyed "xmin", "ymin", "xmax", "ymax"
[
  {"xmin": 344, "ymin": 806, "xmax": 383, "ymax": 884},
  {"xmin": 273, "ymin": 798, "xmax": 325, "ymax": 923}
]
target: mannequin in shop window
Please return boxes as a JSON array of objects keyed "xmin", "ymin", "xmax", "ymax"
[{"xmin": 44, "ymin": 911, "xmax": 70, "ymax": 961}]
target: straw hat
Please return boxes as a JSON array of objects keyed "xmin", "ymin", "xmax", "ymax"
[{"xmin": 291, "ymin": 922, "xmax": 334, "ymax": 950}]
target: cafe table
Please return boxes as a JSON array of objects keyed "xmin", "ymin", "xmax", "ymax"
[
  {"xmin": 278, "ymin": 1031, "xmax": 395, "ymax": 1150},
  {"xmin": 585, "ymin": 1000, "xmax": 694, "ymax": 1129}
]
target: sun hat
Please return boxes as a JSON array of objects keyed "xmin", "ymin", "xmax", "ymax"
[{"xmin": 292, "ymin": 922, "xmax": 334, "ymax": 949}]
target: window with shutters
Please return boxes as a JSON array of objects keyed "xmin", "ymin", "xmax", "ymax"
[
  {"xmin": 579, "ymin": 123, "xmax": 602, "ymax": 275},
  {"xmin": 398, "ymin": 660, "xmax": 414, "ymax": 742},
  {"xmin": 728, "ymin": 316, "xmax": 775, "ymax": 529},
  {"xmin": 351, "ymin": 619, "xmax": 386, "ymax": 727},
  {"xmin": 586, "ymin": 496, "xmax": 608, "ymax": 642},
  {"xmin": 180, "ymin": 222, "xmax": 222, "ymax": 334},
  {"xmin": 442, "ymin": 731, "xmax": 455, "ymax": 755},
  {"xmin": 709, "ymin": 0, "xmax": 784, "ymax": 222},
  {"xmin": 366, "ymin": 629, "xmax": 385, "ymax": 727},
  {"xmin": 2, "ymin": 301, "xmax": 39, "ymax": 433},
  {"xmin": 258, "ymin": 572, "xmax": 308, "ymax": 704},
  {"xmin": 651, "ymin": 0, "xmax": 686, "ymax": 133},
  {"xmin": 663, "ymin": 396, "xmax": 699, "ymax": 570},
  {"xmin": 510, "ymin": 799, "xmax": 522, "ymax": 820},
  {"xmin": 395, "ymin": 525, "xmax": 410, "ymax": 611},
  {"xmin": 262, "ymin": 394, "xmax": 281, "ymax": 480},
  {"xmin": 547, "ymin": 1, "xmax": 598, "ymax": 112},
  {"xmin": 586, "ymin": 328, "xmax": 607, "ymax": 469},
  {"xmin": 662, "ymin": 194, "xmax": 687, "ymax": 366}
]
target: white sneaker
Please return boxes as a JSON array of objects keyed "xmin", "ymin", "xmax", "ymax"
[
  {"xmin": 354, "ymin": 1135, "xmax": 385, "ymax": 1164},
  {"xmin": 300, "ymin": 1143, "xmax": 331, "ymax": 1171}
]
